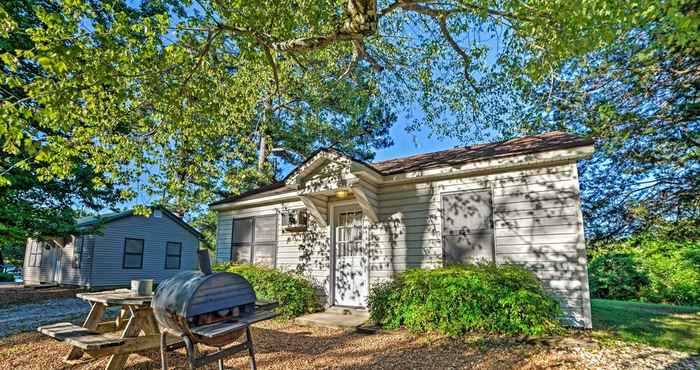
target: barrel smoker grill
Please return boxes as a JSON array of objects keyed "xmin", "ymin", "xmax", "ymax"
[{"xmin": 153, "ymin": 251, "xmax": 277, "ymax": 369}]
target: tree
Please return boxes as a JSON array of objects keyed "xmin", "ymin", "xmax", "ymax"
[
  {"xmin": 1, "ymin": 0, "xmax": 649, "ymax": 223},
  {"xmin": 521, "ymin": 0, "xmax": 699, "ymax": 240},
  {"xmin": 0, "ymin": 0, "xmax": 121, "ymax": 263}
]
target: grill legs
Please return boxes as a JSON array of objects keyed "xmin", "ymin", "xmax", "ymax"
[
  {"xmin": 246, "ymin": 327, "xmax": 257, "ymax": 370},
  {"xmin": 163, "ymin": 330, "xmax": 257, "ymax": 370},
  {"xmin": 160, "ymin": 333, "xmax": 168, "ymax": 370}
]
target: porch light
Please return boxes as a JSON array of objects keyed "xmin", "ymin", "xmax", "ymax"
[{"xmin": 335, "ymin": 189, "xmax": 350, "ymax": 199}]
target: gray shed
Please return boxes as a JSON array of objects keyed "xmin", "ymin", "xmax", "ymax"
[
  {"xmin": 23, "ymin": 206, "xmax": 203, "ymax": 288},
  {"xmin": 210, "ymin": 131, "xmax": 595, "ymax": 328}
]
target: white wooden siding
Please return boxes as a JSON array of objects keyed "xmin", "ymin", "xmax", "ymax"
[{"xmin": 213, "ymin": 162, "xmax": 592, "ymax": 328}]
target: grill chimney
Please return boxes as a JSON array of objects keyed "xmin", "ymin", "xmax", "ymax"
[{"xmin": 198, "ymin": 249, "xmax": 213, "ymax": 275}]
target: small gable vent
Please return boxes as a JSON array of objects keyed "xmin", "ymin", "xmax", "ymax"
[{"xmin": 282, "ymin": 209, "xmax": 308, "ymax": 232}]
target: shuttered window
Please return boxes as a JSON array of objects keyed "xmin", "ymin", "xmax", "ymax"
[
  {"xmin": 165, "ymin": 242, "xmax": 182, "ymax": 269},
  {"xmin": 441, "ymin": 189, "xmax": 494, "ymax": 264},
  {"xmin": 122, "ymin": 238, "xmax": 144, "ymax": 269},
  {"xmin": 231, "ymin": 215, "xmax": 277, "ymax": 267}
]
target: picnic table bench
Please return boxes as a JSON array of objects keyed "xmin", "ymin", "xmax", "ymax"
[
  {"xmin": 38, "ymin": 289, "xmax": 179, "ymax": 370},
  {"xmin": 38, "ymin": 288, "xmax": 278, "ymax": 370}
]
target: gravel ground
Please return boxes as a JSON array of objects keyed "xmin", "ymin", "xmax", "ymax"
[
  {"xmin": 1, "ymin": 320, "xmax": 698, "ymax": 370},
  {"xmin": 0, "ymin": 298, "xmax": 118, "ymax": 338}
]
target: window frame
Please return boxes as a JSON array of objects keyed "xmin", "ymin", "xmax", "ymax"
[
  {"xmin": 28, "ymin": 240, "xmax": 43, "ymax": 267},
  {"xmin": 440, "ymin": 188, "xmax": 496, "ymax": 265},
  {"xmin": 122, "ymin": 238, "xmax": 145, "ymax": 269},
  {"xmin": 164, "ymin": 241, "xmax": 182, "ymax": 270},
  {"xmin": 230, "ymin": 215, "xmax": 278, "ymax": 267}
]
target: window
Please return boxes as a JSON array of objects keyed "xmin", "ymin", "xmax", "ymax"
[
  {"xmin": 73, "ymin": 237, "xmax": 85, "ymax": 269},
  {"xmin": 231, "ymin": 215, "xmax": 277, "ymax": 267},
  {"xmin": 122, "ymin": 238, "xmax": 144, "ymax": 269},
  {"xmin": 165, "ymin": 242, "xmax": 182, "ymax": 269},
  {"xmin": 441, "ymin": 189, "xmax": 495, "ymax": 264},
  {"xmin": 28, "ymin": 240, "xmax": 43, "ymax": 267}
]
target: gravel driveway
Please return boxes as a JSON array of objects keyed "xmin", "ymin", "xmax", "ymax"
[
  {"xmin": 0, "ymin": 298, "xmax": 116, "ymax": 338},
  {"xmin": 1, "ymin": 320, "xmax": 698, "ymax": 370}
]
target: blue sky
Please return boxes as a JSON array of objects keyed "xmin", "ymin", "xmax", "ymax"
[{"xmin": 373, "ymin": 119, "xmax": 462, "ymax": 162}]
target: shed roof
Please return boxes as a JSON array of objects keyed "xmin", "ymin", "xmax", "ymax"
[
  {"xmin": 77, "ymin": 205, "xmax": 204, "ymax": 240},
  {"xmin": 210, "ymin": 131, "xmax": 593, "ymax": 207}
]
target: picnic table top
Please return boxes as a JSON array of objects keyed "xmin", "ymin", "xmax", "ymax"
[{"xmin": 76, "ymin": 288, "xmax": 153, "ymax": 306}]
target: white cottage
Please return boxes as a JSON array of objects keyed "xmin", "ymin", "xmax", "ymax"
[{"xmin": 210, "ymin": 131, "xmax": 595, "ymax": 327}]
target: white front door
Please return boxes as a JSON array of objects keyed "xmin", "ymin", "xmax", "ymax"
[{"xmin": 333, "ymin": 207, "xmax": 368, "ymax": 307}]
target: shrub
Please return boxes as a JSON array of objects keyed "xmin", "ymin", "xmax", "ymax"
[
  {"xmin": 213, "ymin": 263, "xmax": 317, "ymax": 318},
  {"xmin": 368, "ymin": 264, "xmax": 562, "ymax": 336},
  {"xmin": 0, "ymin": 272, "xmax": 15, "ymax": 282},
  {"xmin": 589, "ymin": 228, "xmax": 700, "ymax": 305},
  {"xmin": 588, "ymin": 250, "xmax": 649, "ymax": 301}
]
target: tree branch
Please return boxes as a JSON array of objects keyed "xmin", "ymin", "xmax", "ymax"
[{"xmin": 437, "ymin": 14, "xmax": 475, "ymax": 88}]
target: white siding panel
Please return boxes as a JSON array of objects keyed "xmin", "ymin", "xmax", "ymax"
[{"xmin": 213, "ymin": 161, "xmax": 591, "ymax": 327}]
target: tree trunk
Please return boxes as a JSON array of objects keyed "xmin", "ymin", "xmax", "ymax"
[{"xmin": 258, "ymin": 97, "xmax": 273, "ymax": 173}]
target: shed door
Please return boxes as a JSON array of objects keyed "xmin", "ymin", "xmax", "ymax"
[
  {"xmin": 40, "ymin": 243, "xmax": 61, "ymax": 283},
  {"xmin": 334, "ymin": 208, "xmax": 368, "ymax": 307},
  {"xmin": 441, "ymin": 189, "xmax": 494, "ymax": 264}
]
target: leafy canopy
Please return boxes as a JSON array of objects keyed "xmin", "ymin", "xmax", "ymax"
[
  {"xmin": 520, "ymin": 0, "xmax": 699, "ymax": 239},
  {"xmin": 0, "ymin": 0, "xmax": 651, "ymax": 220}
]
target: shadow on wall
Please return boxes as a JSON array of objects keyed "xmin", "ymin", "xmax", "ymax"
[
  {"xmin": 281, "ymin": 163, "xmax": 587, "ymax": 322},
  {"xmin": 491, "ymin": 167, "xmax": 587, "ymax": 325}
]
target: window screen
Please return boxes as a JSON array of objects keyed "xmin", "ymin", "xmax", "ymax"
[
  {"xmin": 123, "ymin": 238, "xmax": 144, "ymax": 269},
  {"xmin": 165, "ymin": 242, "xmax": 182, "ymax": 269},
  {"xmin": 232, "ymin": 218, "xmax": 253, "ymax": 263},
  {"xmin": 253, "ymin": 215, "xmax": 277, "ymax": 266},
  {"xmin": 231, "ymin": 215, "xmax": 277, "ymax": 267},
  {"xmin": 441, "ymin": 189, "xmax": 494, "ymax": 264}
]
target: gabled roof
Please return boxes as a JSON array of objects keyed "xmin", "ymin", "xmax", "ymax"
[
  {"xmin": 77, "ymin": 205, "xmax": 204, "ymax": 240},
  {"xmin": 371, "ymin": 131, "xmax": 593, "ymax": 175},
  {"xmin": 210, "ymin": 131, "xmax": 594, "ymax": 207}
]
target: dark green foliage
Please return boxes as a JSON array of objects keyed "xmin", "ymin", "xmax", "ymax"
[
  {"xmin": 213, "ymin": 263, "xmax": 317, "ymax": 318},
  {"xmin": 368, "ymin": 264, "xmax": 562, "ymax": 336},
  {"xmin": 589, "ymin": 225, "xmax": 700, "ymax": 305},
  {"xmin": 0, "ymin": 272, "xmax": 15, "ymax": 282},
  {"xmin": 588, "ymin": 252, "xmax": 649, "ymax": 301}
]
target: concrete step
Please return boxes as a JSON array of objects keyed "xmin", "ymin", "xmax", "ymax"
[
  {"xmin": 294, "ymin": 307, "xmax": 369, "ymax": 329},
  {"xmin": 324, "ymin": 306, "xmax": 368, "ymax": 316}
]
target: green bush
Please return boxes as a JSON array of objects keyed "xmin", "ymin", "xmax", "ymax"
[
  {"xmin": 213, "ymin": 263, "xmax": 317, "ymax": 318},
  {"xmin": 0, "ymin": 272, "xmax": 15, "ymax": 282},
  {"xmin": 589, "ymin": 227, "xmax": 700, "ymax": 305},
  {"xmin": 588, "ymin": 251, "xmax": 649, "ymax": 301},
  {"xmin": 368, "ymin": 264, "xmax": 562, "ymax": 336}
]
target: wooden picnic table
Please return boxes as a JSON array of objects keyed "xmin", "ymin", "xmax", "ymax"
[{"xmin": 38, "ymin": 288, "xmax": 179, "ymax": 370}]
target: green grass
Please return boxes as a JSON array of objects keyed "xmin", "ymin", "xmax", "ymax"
[{"xmin": 592, "ymin": 298, "xmax": 700, "ymax": 354}]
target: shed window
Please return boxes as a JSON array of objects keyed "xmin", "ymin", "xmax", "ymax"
[
  {"xmin": 28, "ymin": 240, "xmax": 43, "ymax": 267},
  {"xmin": 441, "ymin": 189, "xmax": 495, "ymax": 264},
  {"xmin": 165, "ymin": 242, "xmax": 182, "ymax": 269},
  {"xmin": 122, "ymin": 238, "xmax": 144, "ymax": 269},
  {"xmin": 231, "ymin": 215, "xmax": 277, "ymax": 267},
  {"xmin": 73, "ymin": 237, "xmax": 85, "ymax": 269}
]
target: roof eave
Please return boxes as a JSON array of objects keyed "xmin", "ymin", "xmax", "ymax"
[{"xmin": 210, "ymin": 144, "xmax": 594, "ymax": 210}]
